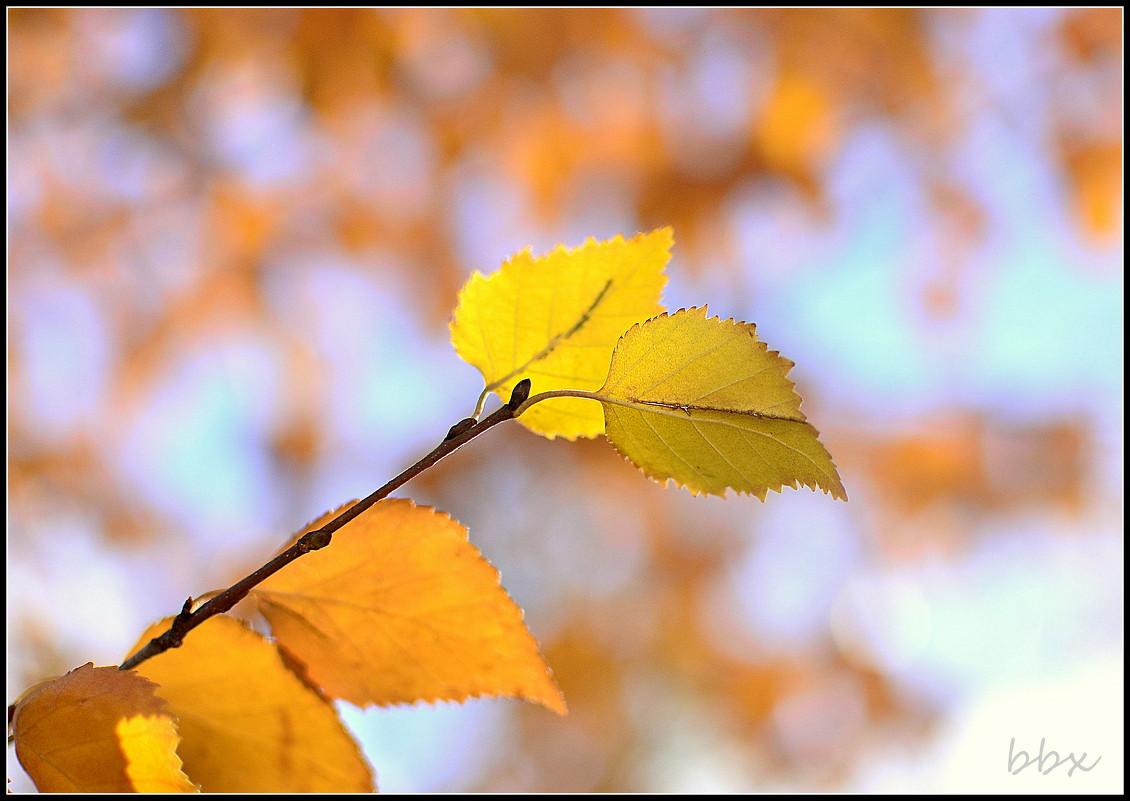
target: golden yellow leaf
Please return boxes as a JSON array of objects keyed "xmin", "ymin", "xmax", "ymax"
[
  {"xmin": 252, "ymin": 498, "xmax": 566, "ymax": 714},
  {"xmin": 125, "ymin": 615, "xmax": 374, "ymax": 793},
  {"xmin": 11, "ymin": 663, "xmax": 198, "ymax": 793},
  {"xmin": 450, "ymin": 228, "xmax": 671, "ymax": 439},
  {"xmin": 592, "ymin": 307, "xmax": 847, "ymax": 500}
]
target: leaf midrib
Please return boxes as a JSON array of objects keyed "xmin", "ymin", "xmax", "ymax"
[{"xmin": 484, "ymin": 278, "xmax": 613, "ymax": 394}]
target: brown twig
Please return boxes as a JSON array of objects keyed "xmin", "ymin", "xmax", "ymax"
[{"xmin": 119, "ymin": 380, "xmax": 531, "ymax": 672}]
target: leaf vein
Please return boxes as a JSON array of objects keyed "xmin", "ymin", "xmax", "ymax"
[
  {"xmin": 734, "ymin": 424, "xmax": 838, "ymax": 488},
  {"xmin": 689, "ymin": 364, "xmax": 778, "ymax": 403},
  {"xmin": 606, "ymin": 310, "xmax": 695, "ymax": 393},
  {"xmin": 486, "ymin": 278, "xmax": 612, "ymax": 393},
  {"xmin": 690, "ymin": 419, "xmax": 760, "ymax": 489},
  {"xmin": 640, "ymin": 410, "xmax": 712, "ymax": 486},
  {"xmin": 637, "ymin": 335, "xmax": 742, "ymax": 397}
]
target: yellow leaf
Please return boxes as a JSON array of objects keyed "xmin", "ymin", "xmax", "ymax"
[
  {"xmin": 125, "ymin": 616, "xmax": 374, "ymax": 793},
  {"xmin": 117, "ymin": 714, "xmax": 199, "ymax": 793},
  {"xmin": 11, "ymin": 663, "xmax": 198, "ymax": 793},
  {"xmin": 593, "ymin": 307, "xmax": 847, "ymax": 500},
  {"xmin": 252, "ymin": 498, "xmax": 566, "ymax": 714},
  {"xmin": 450, "ymin": 227, "xmax": 671, "ymax": 439}
]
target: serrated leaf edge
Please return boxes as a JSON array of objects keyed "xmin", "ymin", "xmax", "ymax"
[{"xmin": 598, "ymin": 306, "xmax": 847, "ymax": 501}]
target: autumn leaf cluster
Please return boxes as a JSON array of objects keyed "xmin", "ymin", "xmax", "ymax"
[
  {"xmin": 450, "ymin": 228, "xmax": 845, "ymax": 500},
  {"xmin": 10, "ymin": 230, "xmax": 843, "ymax": 792}
]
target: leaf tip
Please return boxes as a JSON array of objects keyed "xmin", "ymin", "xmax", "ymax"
[{"xmin": 545, "ymin": 691, "xmax": 569, "ymax": 716}]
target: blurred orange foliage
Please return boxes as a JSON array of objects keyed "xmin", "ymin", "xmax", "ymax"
[{"xmin": 8, "ymin": 7, "xmax": 1121, "ymax": 793}]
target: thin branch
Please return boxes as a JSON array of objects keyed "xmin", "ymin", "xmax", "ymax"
[
  {"xmin": 119, "ymin": 381, "xmax": 532, "ymax": 673},
  {"xmin": 513, "ymin": 388, "xmax": 603, "ymax": 417}
]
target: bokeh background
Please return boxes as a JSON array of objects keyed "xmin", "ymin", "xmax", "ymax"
[{"xmin": 7, "ymin": 8, "xmax": 1123, "ymax": 793}]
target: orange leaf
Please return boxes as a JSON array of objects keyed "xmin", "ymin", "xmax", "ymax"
[
  {"xmin": 753, "ymin": 71, "xmax": 837, "ymax": 187},
  {"xmin": 125, "ymin": 615, "xmax": 374, "ymax": 793},
  {"xmin": 11, "ymin": 663, "xmax": 198, "ymax": 793},
  {"xmin": 1063, "ymin": 140, "xmax": 1122, "ymax": 241},
  {"xmin": 252, "ymin": 498, "xmax": 566, "ymax": 714}
]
